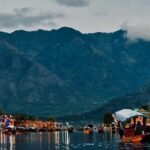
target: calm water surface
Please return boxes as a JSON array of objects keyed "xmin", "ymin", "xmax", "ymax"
[{"xmin": 0, "ymin": 131, "xmax": 149, "ymax": 150}]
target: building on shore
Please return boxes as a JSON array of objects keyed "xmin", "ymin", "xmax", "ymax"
[{"xmin": 15, "ymin": 120, "xmax": 64, "ymax": 131}]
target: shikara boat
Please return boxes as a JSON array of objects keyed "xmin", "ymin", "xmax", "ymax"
[
  {"xmin": 66, "ymin": 122, "xmax": 74, "ymax": 133},
  {"xmin": 4, "ymin": 125, "xmax": 16, "ymax": 135},
  {"xmin": 67, "ymin": 127, "xmax": 74, "ymax": 133},
  {"xmin": 83, "ymin": 127, "xmax": 93, "ymax": 134},
  {"xmin": 83, "ymin": 124, "xmax": 93, "ymax": 135},
  {"xmin": 98, "ymin": 126, "xmax": 104, "ymax": 133},
  {"xmin": 121, "ymin": 133, "xmax": 150, "ymax": 143},
  {"xmin": 114, "ymin": 109, "xmax": 149, "ymax": 143}
]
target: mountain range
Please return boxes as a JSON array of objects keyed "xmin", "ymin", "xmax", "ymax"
[
  {"xmin": 0, "ymin": 27, "xmax": 150, "ymax": 117},
  {"xmin": 58, "ymin": 82, "xmax": 150, "ymax": 121}
]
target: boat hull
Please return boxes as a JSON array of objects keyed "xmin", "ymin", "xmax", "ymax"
[
  {"xmin": 121, "ymin": 134, "xmax": 150, "ymax": 143},
  {"xmin": 98, "ymin": 128, "xmax": 104, "ymax": 133},
  {"xmin": 83, "ymin": 129, "xmax": 93, "ymax": 135}
]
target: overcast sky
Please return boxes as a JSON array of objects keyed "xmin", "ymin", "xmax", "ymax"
[{"xmin": 0, "ymin": 0, "xmax": 149, "ymax": 38}]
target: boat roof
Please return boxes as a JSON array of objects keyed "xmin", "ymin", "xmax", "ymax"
[{"xmin": 115, "ymin": 109, "xmax": 147, "ymax": 122}]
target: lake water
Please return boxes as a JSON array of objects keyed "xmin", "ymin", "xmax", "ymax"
[{"xmin": 0, "ymin": 131, "xmax": 149, "ymax": 150}]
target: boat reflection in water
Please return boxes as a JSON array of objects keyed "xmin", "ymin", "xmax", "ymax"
[
  {"xmin": 54, "ymin": 131, "xmax": 70, "ymax": 150},
  {"xmin": 0, "ymin": 133, "xmax": 16, "ymax": 150},
  {"xmin": 0, "ymin": 131, "xmax": 149, "ymax": 150}
]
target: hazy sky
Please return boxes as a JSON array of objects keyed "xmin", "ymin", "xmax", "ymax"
[{"xmin": 0, "ymin": 0, "xmax": 149, "ymax": 35}]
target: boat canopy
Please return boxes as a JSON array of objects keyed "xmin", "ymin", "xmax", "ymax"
[{"xmin": 115, "ymin": 109, "xmax": 147, "ymax": 122}]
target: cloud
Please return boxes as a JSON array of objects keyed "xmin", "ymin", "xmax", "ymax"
[
  {"xmin": 0, "ymin": 8, "xmax": 64, "ymax": 30},
  {"xmin": 95, "ymin": 11, "xmax": 108, "ymax": 17},
  {"xmin": 55, "ymin": 0, "xmax": 90, "ymax": 7},
  {"xmin": 122, "ymin": 23, "xmax": 150, "ymax": 41}
]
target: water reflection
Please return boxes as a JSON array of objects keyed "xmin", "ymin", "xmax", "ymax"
[
  {"xmin": 0, "ymin": 133, "xmax": 16, "ymax": 150},
  {"xmin": 64, "ymin": 131, "xmax": 70, "ymax": 145},
  {"xmin": 54, "ymin": 131, "xmax": 70, "ymax": 150},
  {"xmin": 54, "ymin": 131, "xmax": 60, "ymax": 150},
  {"xmin": 118, "ymin": 142, "xmax": 150, "ymax": 150},
  {"xmin": 0, "ymin": 131, "xmax": 149, "ymax": 150}
]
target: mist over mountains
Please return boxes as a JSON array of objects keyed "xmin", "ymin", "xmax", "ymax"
[{"xmin": 0, "ymin": 27, "xmax": 150, "ymax": 117}]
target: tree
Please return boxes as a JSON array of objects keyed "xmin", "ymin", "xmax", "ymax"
[
  {"xmin": 141, "ymin": 105, "xmax": 150, "ymax": 112},
  {"xmin": 48, "ymin": 117, "xmax": 56, "ymax": 122},
  {"xmin": 0, "ymin": 109, "xmax": 3, "ymax": 116},
  {"xmin": 103, "ymin": 112, "xmax": 114, "ymax": 125},
  {"xmin": 14, "ymin": 113, "xmax": 35, "ymax": 121}
]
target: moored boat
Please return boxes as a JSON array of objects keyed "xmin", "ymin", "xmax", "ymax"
[
  {"xmin": 16, "ymin": 126, "xmax": 36, "ymax": 134},
  {"xmin": 121, "ymin": 133, "xmax": 150, "ymax": 143},
  {"xmin": 114, "ymin": 109, "xmax": 149, "ymax": 143},
  {"xmin": 4, "ymin": 125, "xmax": 16, "ymax": 135},
  {"xmin": 83, "ymin": 127, "xmax": 93, "ymax": 134},
  {"xmin": 68, "ymin": 127, "xmax": 74, "ymax": 133},
  {"xmin": 66, "ymin": 122, "xmax": 74, "ymax": 133},
  {"xmin": 83, "ymin": 124, "xmax": 93, "ymax": 135},
  {"xmin": 97, "ymin": 124, "xmax": 104, "ymax": 133}
]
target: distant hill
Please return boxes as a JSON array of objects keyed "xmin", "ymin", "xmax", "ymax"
[
  {"xmin": 57, "ymin": 82, "xmax": 150, "ymax": 121},
  {"xmin": 0, "ymin": 27, "xmax": 150, "ymax": 116}
]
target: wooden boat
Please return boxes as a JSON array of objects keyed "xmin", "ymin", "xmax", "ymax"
[
  {"xmin": 121, "ymin": 133, "xmax": 150, "ymax": 143},
  {"xmin": 66, "ymin": 122, "xmax": 74, "ymax": 133},
  {"xmin": 16, "ymin": 126, "xmax": 36, "ymax": 134},
  {"xmin": 67, "ymin": 127, "xmax": 74, "ymax": 133},
  {"xmin": 114, "ymin": 109, "xmax": 149, "ymax": 143},
  {"xmin": 98, "ymin": 126, "xmax": 104, "ymax": 133},
  {"xmin": 121, "ymin": 135, "xmax": 144, "ymax": 143},
  {"xmin": 4, "ymin": 125, "xmax": 16, "ymax": 135},
  {"xmin": 83, "ymin": 127, "xmax": 93, "ymax": 135},
  {"xmin": 15, "ymin": 127, "xmax": 28, "ymax": 134}
]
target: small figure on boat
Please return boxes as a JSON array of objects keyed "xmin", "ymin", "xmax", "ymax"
[
  {"xmin": 118, "ymin": 122, "xmax": 124, "ymax": 139},
  {"xmin": 135, "ymin": 121, "xmax": 143, "ymax": 135},
  {"xmin": 110, "ymin": 122, "xmax": 116, "ymax": 133},
  {"xmin": 98, "ymin": 123, "xmax": 104, "ymax": 133}
]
